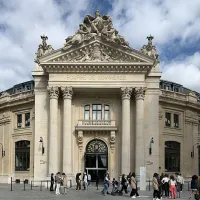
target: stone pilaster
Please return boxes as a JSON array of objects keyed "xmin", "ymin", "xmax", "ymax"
[
  {"xmin": 61, "ymin": 86, "xmax": 73, "ymax": 174},
  {"xmin": 110, "ymin": 131, "xmax": 116, "ymax": 178},
  {"xmin": 47, "ymin": 86, "xmax": 59, "ymax": 175},
  {"xmin": 77, "ymin": 131, "xmax": 83, "ymax": 173},
  {"xmin": 135, "ymin": 87, "xmax": 145, "ymax": 176},
  {"xmin": 121, "ymin": 87, "xmax": 132, "ymax": 175}
]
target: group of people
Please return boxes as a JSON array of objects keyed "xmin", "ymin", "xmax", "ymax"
[
  {"xmin": 50, "ymin": 172, "xmax": 68, "ymax": 195},
  {"xmin": 75, "ymin": 172, "xmax": 92, "ymax": 191},
  {"xmin": 50, "ymin": 171, "xmax": 200, "ymax": 199},
  {"xmin": 152, "ymin": 173, "xmax": 184, "ymax": 200},
  {"xmin": 101, "ymin": 172, "xmax": 140, "ymax": 198}
]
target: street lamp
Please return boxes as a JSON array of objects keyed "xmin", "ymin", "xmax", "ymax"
[
  {"xmin": 39, "ymin": 137, "xmax": 45, "ymax": 155},
  {"xmin": 149, "ymin": 137, "xmax": 154, "ymax": 155},
  {"xmin": 191, "ymin": 143, "xmax": 199, "ymax": 158},
  {"xmin": 0, "ymin": 143, "xmax": 5, "ymax": 157}
]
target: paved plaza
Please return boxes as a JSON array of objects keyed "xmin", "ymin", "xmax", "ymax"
[{"xmin": 0, "ymin": 183, "xmax": 193, "ymax": 200}]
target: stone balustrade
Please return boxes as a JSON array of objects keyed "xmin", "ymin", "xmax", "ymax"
[{"xmin": 0, "ymin": 90, "xmax": 34, "ymax": 104}]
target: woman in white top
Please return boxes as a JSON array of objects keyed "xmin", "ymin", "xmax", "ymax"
[
  {"xmin": 169, "ymin": 175, "xmax": 176, "ymax": 199},
  {"xmin": 162, "ymin": 174, "xmax": 170, "ymax": 197}
]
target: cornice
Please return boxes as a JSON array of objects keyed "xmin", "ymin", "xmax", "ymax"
[
  {"xmin": 0, "ymin": 91, "xmax": 34, "ymax": 109},
  {"xmin": 41, "ymin": 62, "xmax": 152, "ymax": 74}
]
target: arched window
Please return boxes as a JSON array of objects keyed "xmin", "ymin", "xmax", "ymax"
[
  {"xmin": 84, "ymin": 105, "xmax": 90, "ymax": 120},
  {"xmin": 165, "ymin": 141, "xmax": 180, "ymax": 172},
  {"xmin": 15, "ymin": 140, "xmax": 30, "ymax": 171}
]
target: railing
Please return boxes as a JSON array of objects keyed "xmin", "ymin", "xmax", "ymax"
[
  {"xmin": 160, "ymin": 90, "xmax": 187, "ymax": 101},
  {"xmin": 77, "ymin": 120, "xmax": 116, "ymax": 126},
  {"xmin": 0, "ymin": 90, "xmax": 34, "ymax": 104}
]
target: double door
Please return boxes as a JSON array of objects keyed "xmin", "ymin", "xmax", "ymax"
[{"xmin": 85, "ymin": 153, "xmax": 108, "ymax": 181}]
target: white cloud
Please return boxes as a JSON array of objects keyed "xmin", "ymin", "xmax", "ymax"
[
  {"xmin": 0, "ymin": 0, "xmax": 200, "ymax": 93},
  {"xmin": 161, "ymin": 52, "xmax": 200, "ymax": 92}
]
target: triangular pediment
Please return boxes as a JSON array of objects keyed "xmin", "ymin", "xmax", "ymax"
[{"xmin": 39, "ymin": 38, "xmax": 154, "ymax": 64}]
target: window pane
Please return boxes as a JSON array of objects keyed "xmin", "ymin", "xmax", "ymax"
[
  {"xmin": 25, "ymin": 113, "xmax": 30, "ymax": 127},
  {"xmin": 17, "ymin": 114, "xmax": 22, "ymax": 128},
  {"xmin": 105, "ymin": 105, "xmax": 109, "ymax": 111},
  {"xmin": 92, "ymin": 112, "xmax": 96, "ymax": 120},
  {"xmin": 165, "ymin": 141, "xmax": 180, "ymax": 172},
  {"xmin": 97, "ymin": 111, "xmax": 101, "ymax": 120},
  {"xmin": 98, "ymin": 155, "xmax": 107, "ymax": 168},
  {"xmin": 15, "ymin": 141, "xmax": 30, "ymax": 171},
  {"xmin": 85, "ymin": 105, "xmax": 89, "ymax": 111},
  {"xmin": 174, "ymin": 114, "xmax": 179, "ymax": 128},
  {"xmin": 97, "ymin": 105, "xmax": 102, "ymax": 110},
  {"xmin": 92, "ymin": 105, "xmax": 97, "ymax": 110},
  {"xmin": 165, "ymin": 112, "xmax": 171, "ymax": 127},
  {"xmin": 85, "ymin": 111, "xmax": 89, "ymax": 120},
  {"xmin": 105, "ymin": 111, "xmax": 109, "ymax": 120}
]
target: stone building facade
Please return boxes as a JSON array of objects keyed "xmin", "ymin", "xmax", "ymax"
[{"xmin": 0, "ymin": 11, "xmax": 200, "ymax": 183}]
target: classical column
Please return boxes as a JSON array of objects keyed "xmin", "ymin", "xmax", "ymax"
[
  {"xmin": 48, "ymin": 86, "xmax": 59, "ymax": 175},
  {"xmin": 135, "ymin": 87, "xmax": 145, "ymax": 176},
  {"xmin": 61, "ymin": 86, "xmax": 73, "ymax": 174},
  {"xmin": 121, "ymin": 87, "xmax": 132, "ymax": 175}
]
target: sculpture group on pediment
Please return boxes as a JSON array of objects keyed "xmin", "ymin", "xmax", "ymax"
[
  {"xmin": 63, "ymin": 10, "xmax": 130, "ymax": 50},
  {"xmin": 140, "ymin": 35, "xmax": 159, "ymax": 61},
  {"xmin": 35, "ymin": 35, "xmax": 54, "ymax": 63}
]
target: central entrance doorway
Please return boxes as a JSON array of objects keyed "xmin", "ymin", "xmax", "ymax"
[{"xmin": 85, "ymin": 139, "xmax": 108, "ymax": 182}]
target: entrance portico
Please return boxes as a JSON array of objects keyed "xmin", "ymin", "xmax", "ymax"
[{"xmin": 32, "ymin": 10, "xmax": 161, "ymax": 182}]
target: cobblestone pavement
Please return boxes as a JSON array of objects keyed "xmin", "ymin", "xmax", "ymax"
[{"xmin": 0, "ymin": 184, "xmax": 193, "ymax": 200}]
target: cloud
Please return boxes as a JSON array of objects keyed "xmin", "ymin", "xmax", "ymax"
[
  {"xmin": 0, "ymin": 0, "xmax": 90, "ymax": 91},
  {"xmin": 161, "ymin": 52, "xmax": 200, "ymax": 92},
  {"xmin": 0, "ymin": 0, "xmax": 200, "ymax": 93}
]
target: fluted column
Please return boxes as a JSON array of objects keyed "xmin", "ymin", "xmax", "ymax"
[
  {"xmin": 48, "ymin": 86, "xmax": 59, "ymax": 174},
  {"xmin": 135, "ymin": 87, "xmax": 145, "ymax": 176},
  {"xmin": 61, "ymin": 86, "xmax": 73, "ymax": 174},
  {"xmin": 121, "ymin": 87, "xmax": 132, "ymax": 175}
]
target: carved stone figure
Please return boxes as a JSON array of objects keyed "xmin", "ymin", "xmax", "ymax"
[
  {"xmin": 35, "ymin": 34, "xmax": 54, "ymax": 62},
  {"xmin": 63, "ymin": 10, "xmax": 130, "ymax": 49},
  {"xmin": 140, "ymin": 35, "xmax": 159, "ymax": 61}
]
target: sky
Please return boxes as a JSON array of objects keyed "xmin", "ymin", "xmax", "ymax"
[{"xmin": 0, "ymin": 0, "xmax": 200, "ymax": 92}]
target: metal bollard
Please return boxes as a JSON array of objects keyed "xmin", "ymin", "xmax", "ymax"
[
  {"xmin": 31, "ymin": 181, "xmax": 32, "ymax": 190},
  {"xmin": 149, "ymin": 180, "xmax": 151, "ymax": 191},
  {"xmin": 40, "ymin": 181, "xmax": 42, "ymax": 191},
  {"xmin": 24, "ymin": 181, "xmax": 26, "ymax": 191},
  {"xmin": 11, "ymin": 177, "xmax": 13, "ymax": 191},
  {"xmin": 70, "ymin": 180, "xmax": 72, "ymax": 188},
  {"xmin": 188, "ymin": 182, "xmax": 189, "ymax": 191},
  {"xmin": 47, "ymin": 180, "xmax": 48, "ymax": 189}
]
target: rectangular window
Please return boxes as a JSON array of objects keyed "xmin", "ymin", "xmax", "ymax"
[
  {"xmin": 25, "ymin": 113, "xmax": 30, "ymax": 127},
  {"xmin": 165, "ymin": 112, "xmax": 171, "ymax": 127},
  {"xmin": 174, "ymin": 88, "xmax": 179, "ymax": 92},
  {"xmin": 104, "ymin": 105, "xmax": 110, "ymax": 120},
  {"xmin": 17, "ymin": 114, "xmax": 22, "ymax": 128},
  {"xmin": 92, "ymin": 104, "xmax": 102, "ymax": 120},
  {"xmin": 84, "ymin": 105, "xmax": 90, "ymax": 120},
  {"xmin": 174, "ymin": 114, "xmax": 179, "ymax": 128},
  {"xmin": 26, "ymin": 85, "xmax": 31, "ymax": 91}
]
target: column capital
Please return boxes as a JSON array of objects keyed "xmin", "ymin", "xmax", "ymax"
[
  {"xmin": 61, "ymin": 86, "xmax": 73, "ymax": 99},
  {"xmin": 135, "ymin": 87, "xmax": 145, "ymax": 100},
  {"xmin": 47, "ymin": 86, "xmax": 59, "ymax": 99},
  {"xmin": 121, "ymin": 87, "xmax": 132, "ymax": 100}
]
